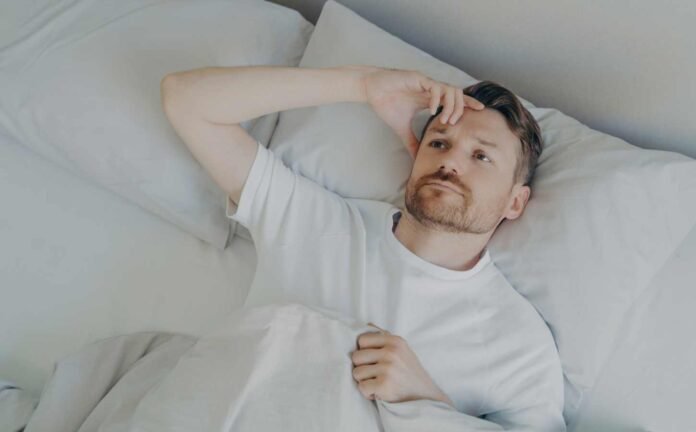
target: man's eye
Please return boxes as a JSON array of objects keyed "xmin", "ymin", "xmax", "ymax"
[
  {"xmin": 429, "ymin": 141, "xmax": 491, "ymax": 163},
  {"xmin": 475, "ymin": 153, "xmax": 492, "ymax": 163}
]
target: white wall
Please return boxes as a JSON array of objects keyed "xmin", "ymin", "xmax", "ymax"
[{"xmin": 271, "ymin": 0, "xmax": 696, "ymax": 159}]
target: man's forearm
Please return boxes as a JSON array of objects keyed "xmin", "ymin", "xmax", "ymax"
[{"xmin": 162, "ymin": 65, "xmax": 368, "ymax": 125}]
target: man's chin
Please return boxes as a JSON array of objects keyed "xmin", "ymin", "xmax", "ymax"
[
  {"xmin": 417, "ymin": 194, "xmax": 464, "ymax": 213},
  {"xmin": 418, "ymin": 186, "xmax": 466, "ymax": 207},
  {"xmin": 409, "ymin": 203, "xmax": 463, "ymax": 229}
]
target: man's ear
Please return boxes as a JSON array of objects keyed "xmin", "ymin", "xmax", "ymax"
[{"xmin": 503, "ymin": 184, "xmax": 531, "ymax": 221}]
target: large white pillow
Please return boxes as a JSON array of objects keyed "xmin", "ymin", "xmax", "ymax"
[
  {"xmin": 257, "ymin": 0, "xmax": 696, "ymax": 427},
  {"xmin": 0, "ymin": 0, "xmax": 312, "ymax": 249}
]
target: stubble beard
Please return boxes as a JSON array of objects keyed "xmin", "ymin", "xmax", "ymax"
[{"xmin": 404, "ymin": 176, "xmax": 503, "ymax": 234}]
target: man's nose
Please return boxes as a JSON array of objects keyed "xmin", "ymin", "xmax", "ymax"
[
  {"xmin": 438, "ymin": 150, "xmax": 471, "ymax": 176},
  {"xmin": 439, "ymin": 164, "xmax": 457, "ymax": 175},
  {"xmin": 438, "ymin": 156, "xmax": 465, "ymax": 176}
]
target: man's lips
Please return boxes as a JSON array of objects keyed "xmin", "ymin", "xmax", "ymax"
[{"xmin": 424, "ymin": 181, "xmax": 463, "ymax": 195}]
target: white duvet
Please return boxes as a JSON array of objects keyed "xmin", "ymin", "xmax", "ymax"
[
  {"xmin": 127, "ymin": 302, "xmax": 383, "ymax": 431},
  {"xmin": 21, "ymin": 302, "xmax": 477, "ymax": 432}
]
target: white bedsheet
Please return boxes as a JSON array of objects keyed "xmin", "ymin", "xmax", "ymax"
[
  {"xmin": 0, "ymin": 129, "xmax": 257, "ymax": 397},
  {"xmin": 113, "ymin": 303, "xmax": 384, "ymax": 432},
  {"xmin": 18, "ymin": 302, "xmax": 521, "ymax": 431}
]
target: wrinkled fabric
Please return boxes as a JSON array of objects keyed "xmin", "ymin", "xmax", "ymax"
[
  {"xmin": 0, "ymin": 380, "xmax": 37, "ymax": 432},
  {"xmin": 22, "ymin": 303, "xmax": 380, "ymax": 432},
  {"xmin": 20, "ymin": 303, "xmax": 564, "ymax": 431}
]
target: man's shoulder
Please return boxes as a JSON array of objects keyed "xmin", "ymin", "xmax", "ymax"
[
  {"xmin": 344, "ymin": 197, "xmax": 395, "ymax": 212},
  {"xmin": 482, "ymin": 262, "xmax": 556, "ymax": 345},
  {"xmin": 344, "ymin": 198, "xmax": 396, "ymax": 233}
]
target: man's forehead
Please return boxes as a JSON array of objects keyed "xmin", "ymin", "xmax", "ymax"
[
  {"xmin": 428, "ymin": 108, "xmax": 507, "ymax": 136},
  {"xmin": 425, "ymin": 109, "xmax": 519, "ymax": 156}
]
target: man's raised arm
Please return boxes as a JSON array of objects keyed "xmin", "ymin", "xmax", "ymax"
[
  {"xmin": 161, "ymin": 65, "xmax": 368, "ymax": 125},
  {"xmin": 160, "ymin": 66, "xmax": 368, "ymax": 204}
]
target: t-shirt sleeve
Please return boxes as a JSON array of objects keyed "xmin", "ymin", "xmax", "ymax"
[{"xmin": 225, "ymin": 143, "xmax": 353, "ymax": 248}]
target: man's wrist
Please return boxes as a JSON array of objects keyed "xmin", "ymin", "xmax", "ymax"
[{"xmin": 335, "ymin": 64, "xmax": 379, "ymax": 103}]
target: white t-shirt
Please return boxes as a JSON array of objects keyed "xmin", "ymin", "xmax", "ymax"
[{"xmin": 226, "ymin": 142, "xmax": 566, "ymax": 431}]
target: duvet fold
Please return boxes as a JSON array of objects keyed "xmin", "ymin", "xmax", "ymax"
[
  {"xmin": 16, "ymin": 302, "xmax": 507, "ymax": 431},
  {"xmin": 20, "ymin": 303, "xmax": 389, "ymax": 431}
]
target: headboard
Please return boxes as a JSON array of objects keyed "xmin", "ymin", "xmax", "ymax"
[{"xmin": 270, "ymin": 0, "xmax": 696, "ymax": 159}]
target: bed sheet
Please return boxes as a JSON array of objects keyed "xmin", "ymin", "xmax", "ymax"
[
  {"xmin": 0, "ymin": 130, "xmax": 258, "ymax": 398},
  {"xmin": 0, "ymin": 0, "xmax": 59, "ymax": 49}
]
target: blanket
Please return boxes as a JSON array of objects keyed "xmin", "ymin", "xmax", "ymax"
[{"xmin": 6, "ymin": 302, "xmax": 476, "ymax": 432}]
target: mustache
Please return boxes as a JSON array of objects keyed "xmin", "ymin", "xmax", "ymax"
[{"xmin": 417, "ymin": 171, "xmax": 469, "ymax": 195}]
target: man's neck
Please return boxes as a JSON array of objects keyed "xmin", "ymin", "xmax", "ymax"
[{"xmin": 392, "ymin": 209, "xmax": 490, "ymax": 272}]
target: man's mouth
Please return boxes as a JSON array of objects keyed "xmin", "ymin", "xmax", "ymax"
[{"xmin": 424, "ymin": 182, "xmax": 462, "ymax": 195}]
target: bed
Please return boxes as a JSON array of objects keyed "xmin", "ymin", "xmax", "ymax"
[{"xmin": 1, "ymin": 0, "xmax": 695, "ymax": 431}]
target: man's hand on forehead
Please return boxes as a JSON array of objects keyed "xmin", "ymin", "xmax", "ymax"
[{"xmin": 355, "ymin": 65, "xmax": 484, "ymax": 159}]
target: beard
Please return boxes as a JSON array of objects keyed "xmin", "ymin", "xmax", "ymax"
[{"xmin": 404, "ymin": 171, "xmax": 505, "ymax": 234}]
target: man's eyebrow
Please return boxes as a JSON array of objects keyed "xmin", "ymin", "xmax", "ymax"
[{"xmin": 429, "ymin": 125, "xmax": 500, "ymax": 150}]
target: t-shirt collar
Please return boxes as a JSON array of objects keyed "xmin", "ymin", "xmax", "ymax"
[{"xmin": 386, "ymin": 207, "xmax": 491, "ymax": 280}]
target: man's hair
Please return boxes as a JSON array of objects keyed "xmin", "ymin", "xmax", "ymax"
[{"xmin": 419, "ymin": 80, "xmax": 543, "ymax": 187}]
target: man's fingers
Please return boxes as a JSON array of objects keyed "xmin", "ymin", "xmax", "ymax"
[
  {"xmin": 441, "ymin": 87, "xmax": 455, "ymax": 124},
  {"xmin": 352, "ymin": 363, "xmax": 382, "ymax": 382},
  {"xmin": 357, "ymin": 377, "xmax": 380, "ymax": 401},
  {"xmin": 351, "ymin": 347, "xmax": 382, "ymax": 365},
  {"xmin": 464, "ymin": 94, "xmax": 485, "ymax": 110},
  {"xmin": 423, "ymin": 78, "xmax": 484, "ymax": 116},
  {"xmin": 357, "ymin": 331, "xmax": 389, "ymax": 349},
  {"xmin": 429, "ymin": 84, "xmax": 441, "ymax": 115},
  {"xmin": 450, "ymin": 88, "xmax": 464, "ymax": 124}
]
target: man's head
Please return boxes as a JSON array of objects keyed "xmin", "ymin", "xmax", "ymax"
[{"xmin": 405, "ymin": 80, "xmax": 542, "ymax": 235}]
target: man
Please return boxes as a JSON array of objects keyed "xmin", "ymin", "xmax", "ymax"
[{"xmin": 160, "ymin": 65, "xmax": 565, "ymax": 431}]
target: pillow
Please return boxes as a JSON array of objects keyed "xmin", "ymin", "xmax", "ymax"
[
  {"xmin": 569, "ymin": 224, "xmax": 696, "ymax": 431},
  {"xmin": 253, "ymin": 0, "xmax": 696, "ymax": 426},
  {"xmin": 0, "ymin": 0, "xmax": 312, "ymax": 249}
]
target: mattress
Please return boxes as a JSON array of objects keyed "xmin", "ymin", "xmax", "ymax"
[{"xmin": 0, "ymin": 129, "xmax": 258, "ymax": 397}]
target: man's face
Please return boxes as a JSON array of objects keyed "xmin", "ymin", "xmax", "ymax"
[{"xmin": 405, "ymin": 107, "xmax": 530, "ymax": 234}]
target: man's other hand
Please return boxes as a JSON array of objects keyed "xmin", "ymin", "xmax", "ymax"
[{"xmin": 350, "ymin": 323, "xmax": 455, "ymax": 408}]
